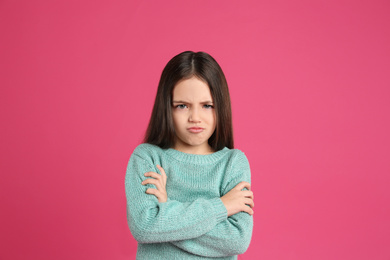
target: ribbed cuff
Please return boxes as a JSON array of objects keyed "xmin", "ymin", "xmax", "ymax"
[{"xmin": 210, "ymin": 197, "xmax": 228, "ymax": 223}]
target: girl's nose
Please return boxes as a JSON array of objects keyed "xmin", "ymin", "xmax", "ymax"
[{"xmin": 188, "ymin": 109, "xmax": 201, "ymax": 123}]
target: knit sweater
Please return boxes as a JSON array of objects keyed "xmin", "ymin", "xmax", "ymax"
[{"xmin": 125, "ymin": 143, "xmax": 253, "ymax": 259}]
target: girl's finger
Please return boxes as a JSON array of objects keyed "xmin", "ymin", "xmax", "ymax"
[
  {"xmin": 142, "ymin": 178, "xmax": 163, "ymax": 191},
  {"xmin": 145, "ymin": 188, "xmax": 166, "ymax": 203},
  {"xmin": 244, "ymin": 207, "xmax": 254, "ymax": 215},
  {"xmin": 145, "ymin": 188, "xmax": 162, "ymax": 198},
  {"xmin": 144, "ymin": 171, "xmax": 162, "ymax": 181},
  {"xmin": 235, "ymin": 181, "xmax": 251, "ymax": 191},
  {"xmin": 242, "ymin": 190, "xmax": 254, "ymax": 199},
  {"xmin": 244, "ymin": 198, "xmax": 255, "ymax": 208},
  {"xmin": 156, "ymin": 165, "xmax": 167, "ymax": 183}
]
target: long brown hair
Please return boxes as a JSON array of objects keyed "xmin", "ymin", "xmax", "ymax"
[{"xmin": 144, "ymin": 51, "xmax": 234, "ymax": 151}]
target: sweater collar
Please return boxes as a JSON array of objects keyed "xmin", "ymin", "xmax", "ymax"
[{"xmin": 165, "ymin": 147, "xmax": 230, "ymax": 165}]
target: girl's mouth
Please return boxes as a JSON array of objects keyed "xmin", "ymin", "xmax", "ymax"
[{"xmin": 187, "ymin": 127, "xmax": 204, "ymax": 133}]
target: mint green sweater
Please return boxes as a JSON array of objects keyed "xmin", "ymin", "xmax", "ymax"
[{"xmin": 125, "ymin": 143, "xmax": 253, "ymax": 259}]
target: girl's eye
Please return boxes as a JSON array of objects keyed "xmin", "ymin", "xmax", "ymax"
[
  {"xmin": 203, "ymin": 104, "xmax": 214, "ymax": 109},
  {"xmin": 175, "ymin": 104, "xmax": 187, "ymax": 109}
]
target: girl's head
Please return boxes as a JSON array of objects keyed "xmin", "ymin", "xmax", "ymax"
[{"xmin": 144, "ymin": 51, "xmax": 233, "ymax": 152}]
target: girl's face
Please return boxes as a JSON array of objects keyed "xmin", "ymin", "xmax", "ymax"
[{"xmin": 172, "ymin": 77, "xmax": 216, "ymax": 154}]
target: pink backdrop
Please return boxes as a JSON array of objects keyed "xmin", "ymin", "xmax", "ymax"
[{"xmin": 1, "ymin": 0, "xmax": 389, "ymax": 259}]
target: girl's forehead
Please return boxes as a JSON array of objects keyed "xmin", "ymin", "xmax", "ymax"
[{"xmin": 173, "ymin": 77, "xmax": 212, "ymax": 101}]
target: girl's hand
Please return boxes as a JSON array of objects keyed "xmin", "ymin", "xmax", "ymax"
[
  {"xmin": 141, "ymin": 165, "xmax": 167, "ymax": 203},
  {"xmin": 220, "ymin": 181, "xmax": 254, "ymax": 216}
]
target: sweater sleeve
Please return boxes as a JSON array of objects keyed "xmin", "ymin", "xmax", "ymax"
[
  {"xmin": 170, "ymin": 151, "xmax": 253, "ymax": 257},
  {"xmin": 125, "ymin": 147, "xmax": 228, "ymax": 243}
]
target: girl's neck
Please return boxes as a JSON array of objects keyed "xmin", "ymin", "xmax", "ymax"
[{"xmin": 173, "ymin": 143, "xmax": 214, "ymax": 155}]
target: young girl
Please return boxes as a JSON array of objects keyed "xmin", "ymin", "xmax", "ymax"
[{"xmin": 125, "ymin": 51, "xmax": 254, "ymax": 259}]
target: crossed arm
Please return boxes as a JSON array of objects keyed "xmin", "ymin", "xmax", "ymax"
[
  {"xmin": 125, "ymin": 151, "xmax": 254, "ymax": 257},
  {"xmin": 142, "ymin": 165, "xmax": 254, "ymax": 217}
]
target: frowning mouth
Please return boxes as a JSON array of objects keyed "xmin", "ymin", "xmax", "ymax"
[{"xmin": 187, "ymin": 127, "xmax": 204, "ymax": 133}]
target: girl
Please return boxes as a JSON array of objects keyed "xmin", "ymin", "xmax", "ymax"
[{"xmin": 125, "ymin": 51, "xmax": 254, "ymax": 259}]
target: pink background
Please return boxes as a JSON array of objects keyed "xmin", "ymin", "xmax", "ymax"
[{"xmin": 1, "ymin": 0, "xmax": 389, "ymax": 259}]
